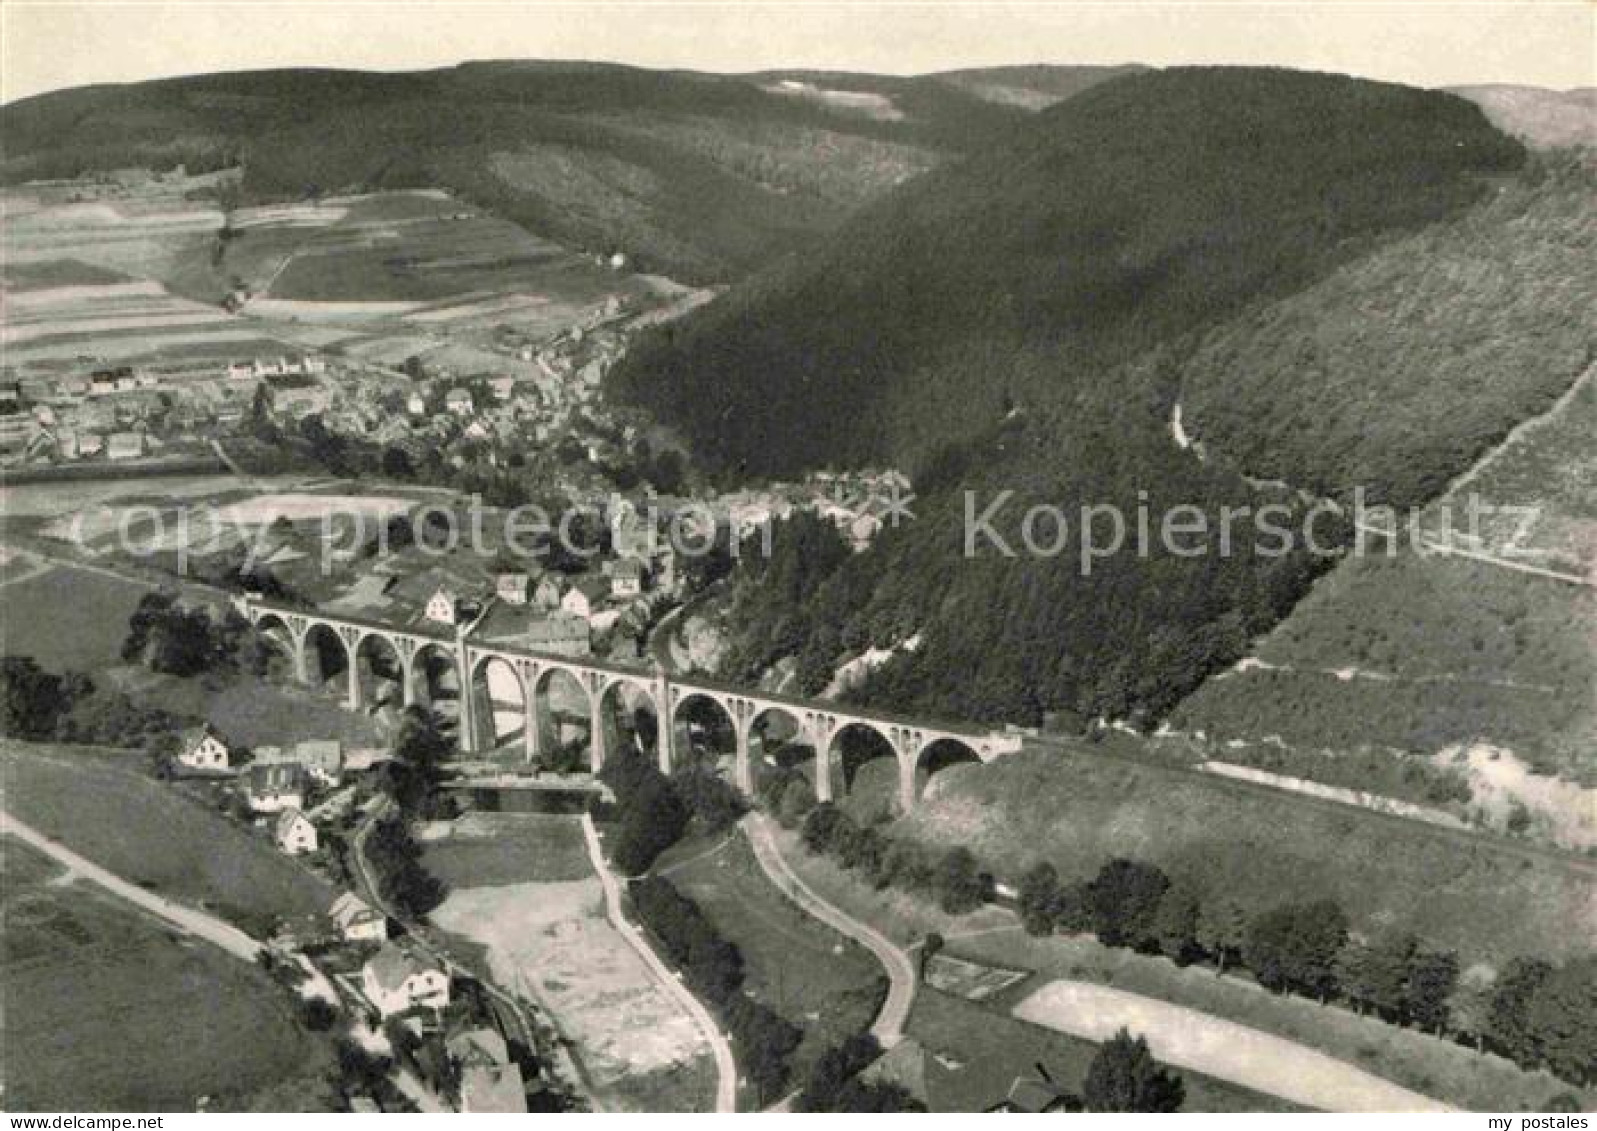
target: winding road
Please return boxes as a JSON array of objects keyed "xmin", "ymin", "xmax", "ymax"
[
  {"xmin": 1, "ymin": 807, "xmax": 262, "ymax": 960},
  {"xmin": 741, "ymin": 811, "xmax": 916, "ymax": 1047}
]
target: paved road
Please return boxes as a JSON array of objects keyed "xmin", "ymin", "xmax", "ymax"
[
  {"xmin": 741, "ymin": 811, "xmax": 915, "ymax": 1047},
  {"xmin": 1013, "ymin": 980, "xmax": 1455, "ymax": 1113},
  {"xmin": 580, "ymin": 814, "xmax": 738, "ymax": 1114},
  {"xmin": 2, "ymin": 807, "xmax": 263, "ymax": 961}
]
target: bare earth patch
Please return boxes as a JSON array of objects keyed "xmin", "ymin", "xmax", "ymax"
[
  {"xmin": 430, "ymin": 877, "xmax": 714, "ymax": 1112},
  {"xmin": 1012, "ymin": 980, "xmax": 1451, "ymax": 1113}
]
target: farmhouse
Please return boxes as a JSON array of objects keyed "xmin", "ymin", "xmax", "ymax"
[
  {"xmin": 487, "ymin": 374, "xmax": 515, "ymax": 401},
  {"xmin": 243, "ymin": 764, "xmax": 305, "ymax": 814},
  {"xmin": 253, "ymin": 739, "xmax": 343, "ymax": 785},
  {"xmin": 226, "ymin": 361, "xmax": 253, "ymax": 381},
  {"xmin": 329, "ymin": 892, "xmax": 387, "ymax": 943},
  {"xmin": 273, "ymin": 808, "xmax": 318, "ymax": 856},
  {"xmin": 361, "ymin": 942, "xmax": 450, "ymax": 1018},
  {"xmin": 175, "ymin": 724, "xmax": 231, "ymax": 772},
  {"xmin": 444, "ymin": 388, "xmax": 474, "ymax": 416}
]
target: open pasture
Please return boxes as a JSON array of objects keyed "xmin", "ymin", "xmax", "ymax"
[
  {"xmin": 1, "ymin": 836, "xmax": 324, "ymax": 1112},
  {"xmin": 0, "ymin": 741, "xmax": 335, "ymax": 926}
]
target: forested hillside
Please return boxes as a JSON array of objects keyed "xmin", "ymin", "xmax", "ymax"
[
  {"xmin": 2, "ymin": 62, "xmax": 1121, "ymax": 281},
  {"xmin": 616, "ymin": 68, "xmax": 1529, "ymax": 726}
]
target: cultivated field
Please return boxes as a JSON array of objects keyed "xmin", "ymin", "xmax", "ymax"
[
  {"xmin": 665, "ymin": 831, "xmax": 888, "ymax": 1075},
  {"xmin": 428, "ymin": 814, "xmax": 716, "ymax": 1113},
  {"xmin": 1, "ymin": 836, "xmax": 327, "ymax": 1111},
  {"xmin": 0, "ymin": 742, "xmax": 334, "ymax": 926}
]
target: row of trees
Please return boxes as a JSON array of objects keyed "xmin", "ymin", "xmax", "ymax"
[
  {"xmin": 363, "ymin": 811, "xmax": 446, "ymax": 920},
  {"xmin": 629, "ymin": 875, "xmax": 801, "ymax": 1103},
  {"xmin": 771, "ymin": 776, "xmax": 1593, "ymax": 1090},
  {"xmin": 1012, "ymin": 856, "xmax": 1595, "ymax": 1085}
]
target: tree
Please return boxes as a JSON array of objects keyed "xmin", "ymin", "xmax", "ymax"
[
  {"xmin": 1338, "ymin": 931, "xmax": 1418, "ymax": 1021},
  {"xmin": 1196, "ymin": 896, "xmax": 1249, "ymax": 974},
  {"xmin": 1243, "ymin": 900, "xmax": 1349, "ymax": 1002},
  {"xmin": 1447, "ymin": 964, "xmax": 1498, "ymax": 1052},
  {"xmin": 1526, "ymin": 956, "xmax": 1597, "ymax": 1086},
  {"xmin": 1151, "ymin": 884, "xmax": 1201, "ymax": 965},
  {"xmin": 934, "ymin": 846, "xmax": 987, "ymax": 914},
  {"xmin": 0, "ymin": 655, "xmax": 69, "ymax": 739},
  {"xmin": 1405, "ymin": 948, "xmax": 1459, "ymax": 1035},
  {"xmin": 1017, "ymin": 861, "xmax": 1063, "ymax": 936},
  {"xmin": 1487, "ymin": 957, "xmax": 1553, "ymax": 1067},
  {"xmin": 802, "ymin": 803, "xmax": 847, "ymax": 855},
  {"xmin": 776, "ymin": 775, "xmax": 817, "ymax": 828},
  {"xmin": 1085, "ymin": 858, "xmax": 1170, "ymax": 949},
  {"xmin": 1082, "ymin": 1029, "xmax": 1185, "ymax": 1112}
]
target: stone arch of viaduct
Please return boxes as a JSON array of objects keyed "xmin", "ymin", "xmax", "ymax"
[{"xmin": 242, "ymin": 599, "xmax": 1016, "ymax": 812}]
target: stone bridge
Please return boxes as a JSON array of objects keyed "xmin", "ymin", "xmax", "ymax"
[{"xmin": 239, "ymin": 597, "xmax": 1020, "ymax": 812}]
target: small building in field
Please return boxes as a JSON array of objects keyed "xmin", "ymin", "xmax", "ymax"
[
  {"xmin": 361, "ymin": 942, "xmax": 450, "ymax": 1018},
  {"xmin": 487, "ymin": 375, "xmax": 515, "ymax": 402},
  {"xmin": 444, "ymin": 387, "xmax": 474, "ymax": 416},
  {"xmin": 329, "ymin": 892, "xmax": 387, "ymax": 943},
  {"xmin": 273, "ymin": 808, "xmax": 318, "ymax": 856},
  {"xmin": 175, "ymin": 724, "xmax": 231, "ymax": 772}
]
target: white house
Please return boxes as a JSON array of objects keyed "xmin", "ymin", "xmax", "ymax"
[
  {"xmin": 329, "ymin": 892, "xmax": 387, "ymax": 943},
  {"xmin": 425, "ymin": 586, "xmax": 460, "ymax": 625},
  {"xmin": 406, "ymin": 391, "xmax": 426, "ymax": 417},
  {"xmin": 175, "ymin": 725, "xmax": 230, "ymax": 772},
  {"xmin": 361, "ymin": 943, "xmax": 450, "ymax": 1018},
  {"xmin": 226, "ymin": 361, "xmax": 254, "ymax": 382},
  {"xmin": 444, "ymin": 388, "xmax": 474, "ymax": 416},
  {"xmin": 487, "ymin": 375, "xmax": 515, "ymax": 402},
  {"xmin": 273, "ymin": 808, "xmax": 318, "ymax": 856}
]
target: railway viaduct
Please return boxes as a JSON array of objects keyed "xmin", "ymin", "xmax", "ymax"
[{"xmin": 239, "ymin": 597, "xmax": 1020, "ymax": 813}]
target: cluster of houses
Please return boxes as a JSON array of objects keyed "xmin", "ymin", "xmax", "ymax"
[
  {"xmin": 170, "ymin": 719, "xmax": 533, "ymax": 1110},
  {"xmin": 172, "ymin": 724, "xmax": 371, "ymax": 858},
  {"xmin": 0, "ymin": 350, "xmax": 332, "ymax": 466}
]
